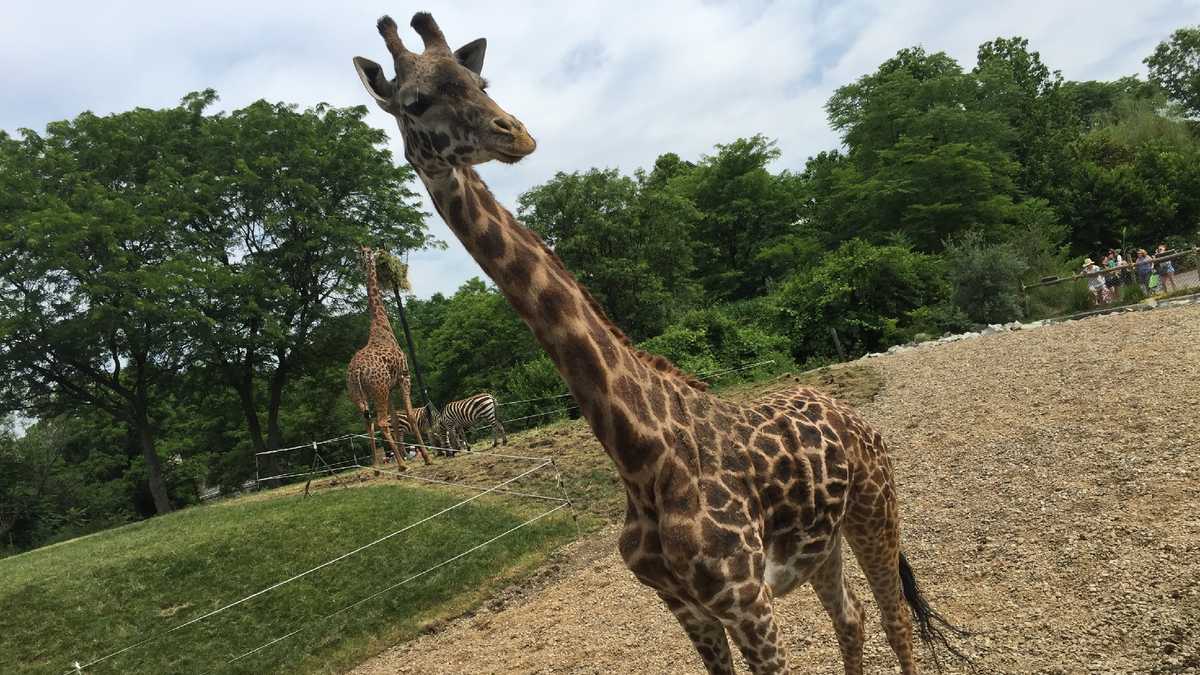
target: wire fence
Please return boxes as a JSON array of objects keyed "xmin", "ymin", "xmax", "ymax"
[
  {"xmin": 246, "ymin": 358, "xmax": 785, "ymax": 488},
  {"xmin": 64, "ymin": 440, "xmax": 573, "ymax": 674},
  {"xmin": 215, "ymin": 502, "xmax": 569, "ymax": 671}
]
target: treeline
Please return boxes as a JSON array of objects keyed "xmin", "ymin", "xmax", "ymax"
[{"xmin": 3, "ymin": 29, "xmax": 1200, "ymax": 553}]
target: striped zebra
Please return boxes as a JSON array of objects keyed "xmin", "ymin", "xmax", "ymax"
[
  {"xmin": 437, "ymin": 392, "xmax": 507, "ymax": 451},
  {"xmin": 383, "ymin": 405, "xmax": 446, "ymax": 453}
]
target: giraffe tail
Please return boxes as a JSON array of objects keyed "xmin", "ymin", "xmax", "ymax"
[{"xmin": 898, "ymin": 552, "xmax": 972, "ymax": 670}]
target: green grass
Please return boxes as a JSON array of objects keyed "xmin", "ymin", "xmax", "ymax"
[{"xmin": 0, "ymin": 482, "xmax": 575, "ymax": 674}]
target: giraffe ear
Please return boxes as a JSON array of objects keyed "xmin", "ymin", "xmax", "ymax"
[
  {"xmin": 454, "ymin": 38, "xmax": 487, "ymax": 75},
  {"xmin": 353, "ymin": 56, "xmax": 395, "ymax": 105}
]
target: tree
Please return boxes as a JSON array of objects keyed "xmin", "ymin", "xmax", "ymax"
[
  {"xmin": 518, "ymin": 168, "xmax": 695, "ymax": 338},
  {"xmin": 422, "ymin": 279, "xmax": 541, "ymax": 404},
  {"xmin": 0, "ymin": 95, "xmax": 221, "ymax": 513},
  {"xmin": 1145, "ymin": 26, "xmax": 1200, "ymax": 118},
  {"xmin": 973, "ymin": 37, "xmax": 1077, "ymax": 199},
  {"xmin": 945, "ymin": 231, "xmax": 1029, "ymax": 323},
  {"xmin": 1061, "ymin": 77, "xmax": 1160, "ymax": 127},
  {"xmin": 820, "ymin": 47, "xmax": 1024, "ymax": 252},
  {"xmin": 1060, "ymin": 100, "xmax": 1200, "ymax": 250},
  {"xmin": 187, "ymin": 99, "xmax": 433, "ymax": 464},
  {"xmin": 670, "ymin": 136, "xmax": 805, "ymax": 299}
]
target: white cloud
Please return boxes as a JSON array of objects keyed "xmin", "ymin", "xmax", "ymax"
[{"xmin": 1, "ymin": 0, "xmax": 1189, "ymax": 297}]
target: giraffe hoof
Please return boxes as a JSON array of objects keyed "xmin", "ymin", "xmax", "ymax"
[{"xmin": 396, "ymin": 463, "xmax": 409, "ymax": 474}]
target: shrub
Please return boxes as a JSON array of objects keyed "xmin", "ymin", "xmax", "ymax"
[
  {"xmin": 641, "ymin": 308, "xmax": 793, "ymax": 384},
  {"xmin": 904, "ymin": 303, "xmax": 973, "ymax": 338},
  {"xmin": 772, "ymin": 239, "xmax": 949, "ymax": 359},
  {"xmin": 945, "ymin": 231, "xmax": 1029, "ymax": 324}
]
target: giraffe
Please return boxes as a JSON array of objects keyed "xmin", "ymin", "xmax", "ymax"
[
  {"xmin": 346, "ymin": 245, "xmax": 431, "ymax": 471},
  {"xmin": 351, "ymin": 13, "xmax": 963, "ymax": 673}
]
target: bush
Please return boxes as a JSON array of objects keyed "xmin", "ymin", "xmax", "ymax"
[
  {"xmin": 772, "ymin": 239, "xmax": 949, "ymax": 359},
  {"xmin": 641, "ymin": 308, "xmax": 794, "ymax": 385},
  {"xmin": 945, "ymin": 231, "xmax": 1029, "ymax": 324},
  {"xmin": 904, "ymin": 303, "xmax": 973, "ymax": 337},
  {"xmin": 493, "ymin": 356, "xmax": 572, "ymax": 431}
]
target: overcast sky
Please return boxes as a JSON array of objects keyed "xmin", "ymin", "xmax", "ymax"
[{"xmin": 3, "ymin": 0, "xmax": 1194, "ymax": 297}]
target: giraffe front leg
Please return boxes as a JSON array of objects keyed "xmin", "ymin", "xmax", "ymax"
[
  {"xmin": 720, "ymin": 585, "xmax": 789, "ymax": 674},
  {"xmin": 658, "ymin": 593, "xmax": 734, "ymax": 675}
]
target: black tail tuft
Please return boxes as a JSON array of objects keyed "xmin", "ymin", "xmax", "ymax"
[{"xmin": 899, "ymin": 552, "xmax": 971, "ymax": 671}]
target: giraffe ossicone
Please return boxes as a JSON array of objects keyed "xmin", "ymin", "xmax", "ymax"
[{"xmin": 352, "ymin": 12, "xmax": 965, "ymax": 674}]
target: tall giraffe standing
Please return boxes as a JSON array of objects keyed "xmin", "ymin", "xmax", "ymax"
[
  {"xmin": 352, "ymin": 13, "xmax": 962, "ymax": 673},
  {"xmin": 347, "ymin": 245, "xmax": 431, "ymax": 470}
]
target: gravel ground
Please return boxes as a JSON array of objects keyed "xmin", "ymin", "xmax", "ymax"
[{"xmin": 352, "ymin": 304, "xmax": 1200, "ymax": 674}]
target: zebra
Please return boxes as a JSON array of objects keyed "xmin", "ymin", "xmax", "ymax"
[
  {"xmin": 437, "ymin": 392, "xmax": 507, "ymax": 451},
  {"xmin": 382, "ymin": 405, "xmax": 447, "ymax": 455}
]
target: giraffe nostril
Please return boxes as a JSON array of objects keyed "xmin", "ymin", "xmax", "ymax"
[{"xmin": 492, "ymin": 117, "xmax": 515, "ymax": 134}]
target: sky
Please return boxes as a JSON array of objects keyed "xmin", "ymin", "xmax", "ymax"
[{"xmin": 2, "ymin": 0, "xmax": 1195, "ymax": 298}]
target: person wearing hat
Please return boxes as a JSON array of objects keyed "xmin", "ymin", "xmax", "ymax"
[{"xmin": 1082, "ymin": 258, "xmax": 1108, "ymax": 306}]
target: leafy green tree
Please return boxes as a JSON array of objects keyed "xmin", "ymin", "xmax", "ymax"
[
  {"xmin": 1061, "ymin": 101, "xmax": 1200, "ymax": 250},
  {"xmin": 1145, "ymin": 26, "xmax": 1200, "ymax": 118},
  {"xmin": 518, "ymin": 168, "xmax": 695, "ymax": 338},
  {"xmin": 1061, "ymin": 77, "xmax": 1160, "ymax": 127},
  {"xmin": 0, "ymin": 96, "xmax": 221, "ymax": 513},
  {"xmin": 670, "ymin": 136, "xmax": 805, "ymax": 299},
  {"xmin": 641, "ymin": 308, "xmax": 793, "ymax": 382},
  {"xmin": 422, "ymin": 279, "xmax": 541, "ymax": 404},
  {"xmin": 974, "ymin": 37, "xmax": 1078, "ymax": 199},
  {"xmin": 821, "ymin": 47, "xmax": 1024, "ymax": 251}
]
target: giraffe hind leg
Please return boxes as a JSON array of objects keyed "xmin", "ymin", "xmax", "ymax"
[
  {"xmin": 379, "ymin": 392, "xmax": 408, "ymax": 473},
  {"xmin": 400, "ymin": 379, "xmax": 431, "ymax": 465},
  {"xmin": 362, "ymin": 409, "xmax": 383, "ymax": 469},
  {"xmin": 844, "ymin": 497, "xmax": 924, "ymax": 674}
]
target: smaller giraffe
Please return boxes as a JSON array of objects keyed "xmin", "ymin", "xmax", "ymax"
[{"xmin": 347, "ymin": 246, "xmax": 431, "ymax": 470}]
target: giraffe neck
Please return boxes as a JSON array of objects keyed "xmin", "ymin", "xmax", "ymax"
[
  {"xmin": 365, "ymin": 252, "xmax": 398, "ymax": 346},
  {"xmin": 417, "ymin": 164, "xmax": 695, "ymax": 477}
]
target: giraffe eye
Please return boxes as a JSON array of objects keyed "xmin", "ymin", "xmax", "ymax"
[{"xmin": 404, "ymin": 93, "xmax": 433, "ymax": 117}]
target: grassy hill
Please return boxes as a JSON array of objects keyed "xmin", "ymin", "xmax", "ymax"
[{"xmin": 0, "ymin": 479, "xmax": 576, "ymax": 674}]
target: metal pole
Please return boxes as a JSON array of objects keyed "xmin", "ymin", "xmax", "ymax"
[
  {"xmin": 390, "ymin": 284, "xmax": 436, "ymax": 415},
  {"xmin": 829, "ymin": 327, "xmax": 846, "ymax": 362}
]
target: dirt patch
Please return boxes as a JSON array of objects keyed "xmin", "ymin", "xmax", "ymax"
[{"xmin": 352, "ymin": 306, "xmax": 1200, "ymax": 673}]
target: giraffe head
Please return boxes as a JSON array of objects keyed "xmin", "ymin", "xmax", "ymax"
[
  {"xmin": 353, "ymin": 12, "xmax": 536, "ymax": 171},
  {"xmin": 356, "ymin": 245, "xmax": 380, "ymax": 283}
]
